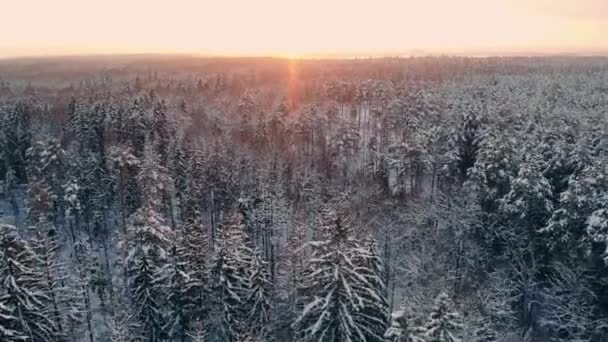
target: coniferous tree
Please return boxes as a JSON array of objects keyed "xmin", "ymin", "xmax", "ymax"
[
  {"xmin": 165, "ymin": 242, "xmax": 199, "ymax": 342},
  {"xmin": 0, "ymin": 301, "xmax": 26, "ymax": 341},
  {"xmin": 245, "ymin": 251, "xmax": 272, "ymax": 340},
  {"xmin": 0, "ymin": 224, "xmax": 57, "ymax": 341},
  {"xmin": 355, "ymin": 238, "xmax": 389, "ymax": 342},
  {"xmin": 126, "ymin": 146, "xmax": 173, "ymax": 341},
  {"xmin": 71, "ymin": 239, "xmax": 97, "ymax": 342},
  {"xmin": 152, "ymin": 100, "xmax": 170, "ymax": 165},
  {"xmin": 424, "ymin": 293, "xmax": 462, "ymax": 342},
  {"xmin": 207, "ymin": 209, "xmax": 252, "ymax": 342},
  {"xmin": 385, "ymin": 310, "xmax": 425, "ymax": 342},
  {"xmin": 109, "ymin": 145, "xmax": 141, "ymax": 234},
  {"xmin": 294, "ymin": 207, "xmax": 387, "ymax": 342},
  {"xmin": 128, "ymin": 246, "xmax": 165, "ymax": 342},
  {"xmin": 31, "ymin": 219, "xmax": 85, "ymax": 342},
  {"xmin": 1, "ymin": 102, "xmax": 32, "ymax": 183},
  {"xmin": 181, "ymin": 216, "xmax": 209, "ymax": 326},
  {"xmin": 207, "ymin": 248, "xmax": 243, "ymax": 342},
  {"xmin": 445, "ymin": 111, "xmax": 483, "ymax": 185},
  {"xmin": 110, "ymin": 309, "xmax": 131, "ymax": 342}
]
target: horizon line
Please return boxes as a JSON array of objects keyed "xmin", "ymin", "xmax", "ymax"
[{"xmin": 2, "ymin": 49, "xmax": 608, "ymax": 62}]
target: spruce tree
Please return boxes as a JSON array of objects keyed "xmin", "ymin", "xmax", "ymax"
[
  {"xmin": 354, "ymin": 238, "xmax": 389, "ymax": 342},
  {"xmin": 128, "ymin": 247, "xmax": 165, "ymax": 342},
  {"xmin": 0, "ymin": 224, "xmax": 57, "ymax": 341},
  {"xmin": 165, "ymin": 242, "xmax": 199, "ymax": 342},
  {"xmin": 385, "ymin": 310, "xmax": 425, "ymax": 342},
  {"xmin": 181, "ymin": 216, "xmax": 209, "ymax": 325},
  {"xmin": 127, "ymin": 146, "xmax": 173, "ymax": 341},
  {"xmin": 294, "ymin": 207, "xmax": 387, "ymax": 342},
  {"xmin": 424, "ymin": 293, "xmax": 462, "ymax": 342},
  {"xmin": 31, "ymin": 221, "xmax": 67, "ymax": 341},
  {"xmin": 207, "ymin": 209, "xmax": 252, "ymax": 342},
  {"xmin": 0, "ymin": 301, "xmax": 26, "ymax": 341},
  {"xmin": 245, "ymin": 251, "xmax": 272, "ymax": 339},
  {"xmin": 207, "ymin": 248, "xmax": 243, "ymax": 342},
  {"xmin": 151, "ymin": 100, "xmax": 170, "ymax": 165}
]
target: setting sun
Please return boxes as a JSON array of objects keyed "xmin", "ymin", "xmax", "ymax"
[{"xmin": 1, "ymin": 0, "xmax": 607, "ymax": 57}]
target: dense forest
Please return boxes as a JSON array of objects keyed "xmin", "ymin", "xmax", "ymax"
[{"xmin": 0, "ymin": 55, "xmax": 607, "ymax": 342}]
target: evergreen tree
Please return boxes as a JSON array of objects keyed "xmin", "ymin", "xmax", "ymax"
[
  {"xmin": 207, "ymin": 248, "xmax": 244, "ymax": 342},
  {"xmin": 445, "ymin": 111, "xmax": 483, "ymax": 185},
  {"xmin": 31, "ymin": 219, "xmax": 85, "ymax": 341},
  {"xmin": 109, "ymin": 145, "xmax": 141, "ymax": 234},
  {"xmin": 354, "ymin": 238, "xmax": 389, "ymax": 342},
  {"xmin": 165, "ymin": 242, "xmax": 199, "ymax": 342},
  {"xmin": 424, "ymin": 293, "xmax": 462, "ymax": 342},
  {"xmin": 151, "ymin": 100, "xmax": 170, "ymax": 165},
  {"xmin": 0, "ymin": 224, "xmax": 57, "ymax": 341},
  {"xmin": 71, "ymin": 239, "xmax": 98, "ymax": 342},
  {"xmin": 128, "ymin": 250, "xmax": 164, "ymax": 342},
  {"xmin": 245, "ymin": 251, "xmax": 272, "ymax": 339},
  {"xmin": 110, "ymin": 309, "xmax": 131, "ymax": 342},
  {"xmin": 181, "ymin": 216, "xmax": 209, "ymax": 325},
  {"xmin": 1, "ymin": 102, "xmax": 32, "ymax": 183},
  {"xmin": 588, "ymin": 204, "xmax": 608, "ymax": 263},
  {"xmin": 0, "ymin": 301, "xmax": 26, "ymax": 341},
  {"xmin": 499, "ymin": 155, "xmax": 554, "ymax": 278},
  {"xmin": 126, "ymin": 146, "xmax": 173, "ymax": 341},
  {"xmin": 385, "ymin": 310, "xmax": 425, "ymax": 342},
  {"xmin": 294, "ymin": 207, "xmax": 387, "ymax": 342},
  {"xmin": 26, "ymin": 138, "xmax": 66, "ymax": 221},
  {"xmin": 207, "ymin": 210, "xmax": 252, "ymax": 342},
  {"xmin": 544, "ymin": 163, "xmax": 606, "ymax": 255},
  {"xmin": 181, "ymin": 148, "xmax": 206, "ymax": 222}
]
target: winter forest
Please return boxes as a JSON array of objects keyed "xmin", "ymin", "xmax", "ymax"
[{"xmin": 0, "ymin": 55, "xmax": 607, "ymax": 342}]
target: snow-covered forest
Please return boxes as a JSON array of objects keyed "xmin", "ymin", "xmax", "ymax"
[{"xmin": 0, "ymin": 55, "xmax": 607, "ymax": 342}]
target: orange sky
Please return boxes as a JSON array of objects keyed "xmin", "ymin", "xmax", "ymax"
[{"xmin": 1, "ymin": 0, "xmax": 607, "ymax": 58}]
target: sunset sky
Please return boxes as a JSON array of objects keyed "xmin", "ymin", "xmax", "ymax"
[{"xmin": 1, "ymin": 0, "xmax": 607, "ymax": 58}]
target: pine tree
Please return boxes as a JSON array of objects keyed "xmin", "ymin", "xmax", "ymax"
[
  {"xmin": 245, "ymin": 251, "xmax": 272, "ymax": 339},
  {"xmin": 128, "ymin": 246, "xmax": 165, "ymax": 342},
  {"xmin": 424, "ymin": 293, "xmax": 462, "ymax": 342},
  {"xmin": 170, "ymin": 139, "xmax": 191, "ymax": 220},
  {"xmin": 499, "ymin": 155, "xmax": 555, "ymax": 277},
  {"xmin": 4, "ymin": 167, "xmax": 20, "ymax": 218},
  {"xmin": 151, "ymin": 100, "xmax": 170, "ymax": 165},
  {"xmin": 207, "ymin": 210, "xmax": 252, "ymax": 342},
  {"xmin": 294, "ymin": 207, "xmax": 387, "ymax": 342},
  {"xmin": 0, "ymin": 224, "xmax": 57, "ymax": 341},
  {"xmin": 126, "ymin": 146, "xmax": 174, "ymax": 341},
  {"xmin": 499, "ymin": 157, "xmax": 554, "ymax": 230},
  {"xmin": 110, "ymin": 308, "xmax": 131, "ymax": 342},
  {"xmin": 71, "ymin": 239, "xmax": 97, "ymax": 342},
  {"xmin": 1, "ymin": 101, "xmax": 32, "ymax": 183},
  {"xmin": 165, "ymin": 242, "xmax": 200, "ymax": 342},
  {"xmin": 543, "ymin": 159, "xmax": 608, "ymax": 257},
  {"xmin": 31, "ymin": 219, "xmax": 85, "ymax": 341},
  {"xmin": 181, "ymin": 148, "xmax": 206, "ymax": 222},
  {"xmin": 445, "ymin": 111, "xmax": 484, "ymax": 185},
  {"xmin": 385, "ymin": 310, "xmax": 425, "ymax": 342},
  {"xmin": 26, "ymin": 137, "xmax": 66, "ymax": 220},
  {"xmin": 588, "ymin": 204, "xmax": 608, "ymax": 263},
  {"xmin": 109, "ymin": 145, "xmax": 140, "ymax": 234},
  {"xmin": 0, "ymin": 301, "xmax": 26, "ymax": 341},
  {"xmin": 354, "ymin": 238, "xmax": 389, "ymax": 342},
  {"xmin": 181, "ymin": 216, "xmax": 209, "ymax": 325},
  {"xmin": 207, "ymin": 248, "xmax": 244, "ymax": 342}
]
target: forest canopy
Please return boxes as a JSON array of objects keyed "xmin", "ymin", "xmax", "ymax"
[{"xmin": 0, "ymin": 56, "xmax": 607, "ymax": 342}]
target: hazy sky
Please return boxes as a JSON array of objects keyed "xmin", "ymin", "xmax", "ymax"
[{"xmin": 1, "ymin": 0, "xmax": 607, "ymax": 57}]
